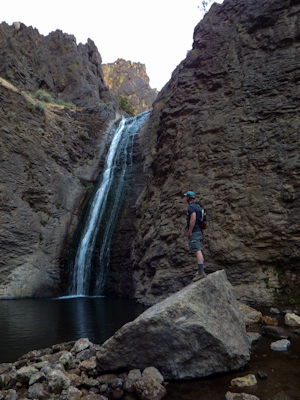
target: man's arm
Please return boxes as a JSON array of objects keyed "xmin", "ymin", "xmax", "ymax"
[{"xmin": 187, "ymin": 212, "xmax": 196, "ymax": 237}]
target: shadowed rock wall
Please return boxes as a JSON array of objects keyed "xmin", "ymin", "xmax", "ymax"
[
  {"xmin": 0, "ymin": 22, "xmax": 128, "ymax": 298},
  {"xmin": 0, "ymin": 79, "xmax": 119, "ymax": 298},
  {"xmin": 125, "ymin": 0, "xmax": 300, "ymax": 305}
]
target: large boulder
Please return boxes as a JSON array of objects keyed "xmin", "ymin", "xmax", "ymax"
[{"xmin": 97, "ymin": 270, "xmax": 250, "ymax": 379}]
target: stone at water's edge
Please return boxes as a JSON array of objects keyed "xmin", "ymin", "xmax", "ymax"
[
  {"xmin": 226, "ymin": 392, "xmax": 260, "ymax": 400},
  {"xmin": 230, "ymin": 374, "xmax": 257, "ymax": 387},
  {"xmin": 238, "ymin": 303, "xmax": 262, "ymax": 326},
  {"xmin": 96, "ymin": 270, "xmax": 251, "ymax": 379},
  {"xmin": 285, "ymin": 313, "xmax": 300, "ymax": 327},
  {"xmin": 270, "ymin": 339, "xmax": 291, "ymax": 352},
  {"xmin": 261, "ymin": 325, "xmax": 291, "ymax": 340}
]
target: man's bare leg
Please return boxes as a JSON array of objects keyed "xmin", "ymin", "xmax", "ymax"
[
  {"xmin": 193, "ymin": 250, "xmax": 206, "ymax": 282},
  {"xmin": 196, "ymin": 250, "xmax": 204, "ymax": 265}
]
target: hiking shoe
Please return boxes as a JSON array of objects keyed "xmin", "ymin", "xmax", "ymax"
[{"xmin": 193, "ymin": 270, "xmax": 207, "ymax": 282}]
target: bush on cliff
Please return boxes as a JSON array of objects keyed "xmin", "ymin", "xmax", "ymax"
[
  {"xmin": 35, "ymin": 89, "xmax": 55, "ymax": 103},
  {"xmin": 117, "ymin": 96, "xmax": 135, "ymax": 117},
  {"xmin": 34, "ymin": 90, "xmax": 75, "ymax": 109},
  {"xmin": 56, "ymin": 99, "xmax": 76, "ymax": 109},
  {"xmin": 36, "ymin": 102, "xmax": 46, "ymax": 115}
]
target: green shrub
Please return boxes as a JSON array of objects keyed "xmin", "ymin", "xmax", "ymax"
[
  {"xmin": 7, "ymin": 112, "xmax": 16, "ymax": 120},
  {"xmin": 117, "ymin": 96, "xmax": 135, "ymax": 117},
  {"xmin": 141, "ymin": 201, "xmax": 149, "ymax": 217},
  {"xmin": 79, "ymin": 131, "xmax": 89, "ymax": 140},
  {"xmin": 26, "ymin": 102, "xmax": 35, "ymax": 112},
  {"xmin": 56, "ymin": 99, "xmax": 76, "ymax": 109},
  {"xmin": 36, "ymin": 102, "xmax": 46, "ymax": 115},
  {"xmin": 84, "ymin": 185, "xmax": 93, "ymax": 190},
  {"xmin": 35, "ymin": 89, "xmax": 54, "ymax": 103}
]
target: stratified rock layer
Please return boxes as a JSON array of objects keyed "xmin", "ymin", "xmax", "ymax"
[
  {"xmin": 97, "ymin": 271, "xmax": 251, "ymax": 379},
  {"xmin": 103, "ymin": 59, "xmax": 158, "ymax": 115},
  {"xmin": 0, "ymin": 78, "xmax": 119, "ymax": 298},
  {"xmin": 0, "ymin": 22, "xmax": 113, "ymax": 106},
  {"xmin": 128, "ymin": 0, "xmax": 300, "ymax": 305}
]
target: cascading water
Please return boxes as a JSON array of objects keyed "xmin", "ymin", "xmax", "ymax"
[{"xmin": 68, "ymin": 111, "xmax": 150, "ymax": 296}]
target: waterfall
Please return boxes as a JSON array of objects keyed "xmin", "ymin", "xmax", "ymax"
[{"xmin": 68, "ymin": 111, "xmax": 150, "ymax": 296}]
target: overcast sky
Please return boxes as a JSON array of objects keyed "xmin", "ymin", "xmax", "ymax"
[{"xmin": 2, "ymin": 0, "xmax": 223, "ymax": 90}]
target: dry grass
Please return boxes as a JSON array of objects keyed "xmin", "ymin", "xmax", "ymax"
[{"xmin": 0, "ymin": 77, "xmax": 18, "ymax": 92}]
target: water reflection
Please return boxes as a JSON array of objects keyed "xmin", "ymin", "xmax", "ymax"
[{"xmin": 0, "ymin": 297, "xmax": 147, "ymax": 363}]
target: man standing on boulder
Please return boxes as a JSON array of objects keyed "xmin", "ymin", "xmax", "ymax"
[{"xmin": 184, "ymin": 191, "xmax": 206, "ymax": 282}]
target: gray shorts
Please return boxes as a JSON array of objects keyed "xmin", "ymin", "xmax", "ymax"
[{"xmin": 189, "ymin": 231, "xmax": 202, "ymax": 252}]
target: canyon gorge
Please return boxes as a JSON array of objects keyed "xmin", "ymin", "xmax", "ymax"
[
  {"xmin": 0, "ymin": 0, "xmax": 300, "ymax": 309},
  {"xmin": 110, "ymin": 0, "xmax": 300, "ymax": 306}
]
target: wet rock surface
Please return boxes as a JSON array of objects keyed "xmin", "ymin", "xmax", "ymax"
[
  {"xmin": 231, "ymin": 374, "xmax": 257, "ymax": 388},
  {"xmin": 103, "ymin": 59, "xmax": 158, "ymax": 115},
  {"xmin": 284, "ymin": 313, "xmax": 300, "ymax": 327},
  {"xmin": 270, "ymin": 339, "xmax": 291, "ymax": 351},
  {"xmin": 261, "ymin": 325, "xmax": 291, "ymax": 340},
  {"xmin": 103, "ymin": 121, "xmax": 149, "ymax": 298},
  {"xmin": 124, "ymin": 0, "xmax": 300, "ymax": 306},
  {"xmin": 226, "ymin": 393, "xmax": 260, "ymax": 400},
  {"xmin": 239, "ymin": 304, "xmax": 262, "ymax": 326}
]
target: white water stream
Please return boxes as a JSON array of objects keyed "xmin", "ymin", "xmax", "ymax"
[{"xmin": 69, "ymin": 111, "xmax": 150, "ymax": 296}]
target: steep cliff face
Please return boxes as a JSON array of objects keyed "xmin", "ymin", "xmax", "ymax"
[
  {"xmin": 0, "ymin": 77, "xmax": 119, "ymax": 298},
  {"xmin": 0, "ymin": 22, "xmax": 113, "ymax": 106},
  {"xmin": 102, "ymin": 59, "xmax": 158, "ymax": 115},
  {"xmin": 0, "ymin": 22, "xmax": 125, "ymax": 298},
  {"xmin": 126, "ymin": 0, "xmax": 300, "ymax": 305}
]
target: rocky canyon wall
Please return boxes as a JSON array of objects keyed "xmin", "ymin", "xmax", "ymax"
[
  {"xmin": 102, "ymin": 59, "xmax": 158, "ymax": 115},
  {"xmin": 0, "ymin": 78, "xmax": 120, "ymax": 298},
  {"xmin": 115, "ymin": 0, "xmax": 300, "ymax": 306},
  {"xmin": 0, "ymin": 22, "xmax": 113, "ymax": 107},
  {"xmin": 0, "ymin": 23, "xmax": 122, "ymax": 298}
]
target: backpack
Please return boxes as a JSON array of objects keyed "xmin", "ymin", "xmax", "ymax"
[{"xmin": 196, "ymin": 204, "xmax": 207, "ymax": 230}]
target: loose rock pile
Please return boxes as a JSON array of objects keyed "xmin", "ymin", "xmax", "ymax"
[{"xmin": 0, "ymin": 338, "xmax": 167, "ymax": 400}]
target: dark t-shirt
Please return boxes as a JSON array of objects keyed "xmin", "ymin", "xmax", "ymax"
[{"xmin": 186, "ymin": 202, "xmax": 202, "ymax": 233}]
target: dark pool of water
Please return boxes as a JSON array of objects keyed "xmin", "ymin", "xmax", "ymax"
[{"xmin": 0, "ymin": 296, "xmax": 147, "ymax": 363}]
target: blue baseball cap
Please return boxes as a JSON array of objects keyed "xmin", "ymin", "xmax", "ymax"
[{"xmin": 184, "ymin": 191, "xmax": 196, "ymax": 199}]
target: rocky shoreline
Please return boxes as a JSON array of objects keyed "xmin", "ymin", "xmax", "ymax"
[
  {"xmin": 0, "ymin": 337, "xmax": 168, "ymax": 400},
  {"xmin": 1, "ymin": 306, "xmax": 300, "ymax": 400}
]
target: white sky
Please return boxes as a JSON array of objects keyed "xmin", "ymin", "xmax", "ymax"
[{"xmin": 2, "ymin": 0, "xmax": 223, "ymax": 91}]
